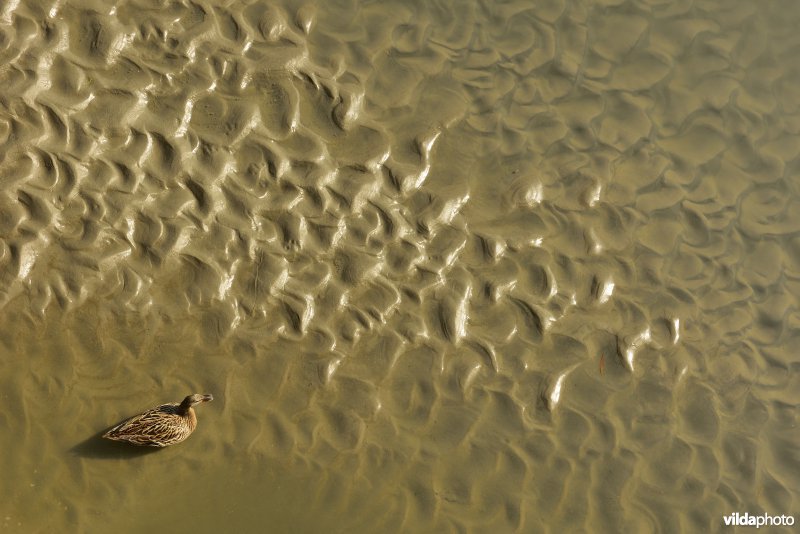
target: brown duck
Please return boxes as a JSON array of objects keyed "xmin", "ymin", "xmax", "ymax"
[{"xmin": 103, "ymin": 393, "xmax": 213, "ymax": 447}]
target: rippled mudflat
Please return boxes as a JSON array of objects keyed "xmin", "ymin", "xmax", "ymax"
[{"xmin": 1, "ymin": 0, "xmax": 798, "ymax": 532}]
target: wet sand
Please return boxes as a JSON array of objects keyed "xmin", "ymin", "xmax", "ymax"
[{"xmin": 1, "ymin": 0, "xmax": 799, "ymax": 532}]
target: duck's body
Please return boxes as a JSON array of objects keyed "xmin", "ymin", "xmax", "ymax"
[{"xmin": 103, "ymin": 393, "xmax": 213, "ymax": 447}]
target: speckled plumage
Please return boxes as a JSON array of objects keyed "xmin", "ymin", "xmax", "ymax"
[{"xmin": 103, "ymin": 393, "xmax": 213, "ymax": 447}]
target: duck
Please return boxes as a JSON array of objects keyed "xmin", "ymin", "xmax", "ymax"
[{"xmin": 103, "ymin": 393, "xmax": 213, "ymax": 447}]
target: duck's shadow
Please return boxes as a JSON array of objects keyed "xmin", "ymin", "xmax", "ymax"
[{"xmin": 70, "ymin": 427, "xmax": 162, "ymax": 460}]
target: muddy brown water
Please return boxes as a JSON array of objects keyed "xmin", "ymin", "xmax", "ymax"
[{"xmin": 1, "ymin": 0, "xmax": 798, "ymax": 532}]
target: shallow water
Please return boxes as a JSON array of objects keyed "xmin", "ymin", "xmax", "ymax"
[{"xmin": 1, "ymin": 0, "xmax": 799, "ymax": 532}]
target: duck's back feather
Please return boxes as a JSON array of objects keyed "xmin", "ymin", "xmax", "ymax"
[{"xmin": 103, "ymin": 403, "xmax": 197, "ymax": 447}]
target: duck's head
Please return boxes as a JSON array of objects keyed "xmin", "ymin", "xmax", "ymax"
[{"xmin": 180, "ymin": 393, "xmax": 214, "ymax": 410}]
